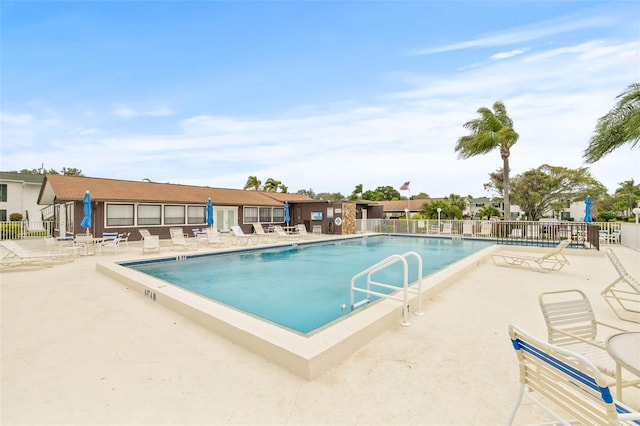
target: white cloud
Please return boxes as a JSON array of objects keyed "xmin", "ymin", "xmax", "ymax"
[
  {"xmin": 113, "ymin": 105, "xmax": 174, "ymax": 119},
  {"xmin": 490, "ymin": 49, "xmax": 528, "ymax": 60}
]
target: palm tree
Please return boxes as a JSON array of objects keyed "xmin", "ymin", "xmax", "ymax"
[
  {"xmin": 455, "ymin": 101, "xmax": 519, "ymax": 219},
  {"xmin": 244, "ymin": 176, "xmax": 261, "ymax": 191},
  {"xmin": 263, "ymin": 178, "xmax": 281, "ymax": 192},
  {"xmin": 584, "ymin": 83, "xmax": 640, "ymax": 163}
]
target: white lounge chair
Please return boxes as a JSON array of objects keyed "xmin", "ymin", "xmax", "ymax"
[
  {"xmin": 477, "ymin": 221, "xmax": 493, "ymax": 237},
  {"xmin": 491, "ymin": 239, "xmax": 571, "ymax": 272},
  {"xmin": 440, "ymin": 222, "xmax": 452, "ymax": 235},
  {"xmin": 0, "ymin": 240, "xmax": 56, "ymax": 269},
  {"xmin": 601, "ymin": 249, "xmax": 640, "ymax": 324},
  {"xmin": 98, "ymin": 232, "xmax": 121, "ymax": 255},
  {"xmin": 273, "ymin": 225, "xmax": 299, "ymax": 241},
  {"xmin": 538, "ymin": 289, "xmax": 640, "ymax": 395},
  {"xmin": 43, "ymin": 237, "xmax": 78, "ymax": 260},
  {"xmin": 204, "ymin": 228, "xmax": 227, "ymax": 247},
  {"xmin": 142, "ymin": 235, "xmax": 160, "ymax": 253},
  {"xmin": 138, "ymin": 229, "xmax": 152, "ymax": 239},
  {"xmin": 170, "ymin": 227, "xmax": 196, "ymax": 251},
  {"xmin": 252, "ymin": 224, "xmax": 275, "ymax": 243},
  {"xmin": 295, "ymin": 224, "xmax": 314, "ymax": 239},
  {"xmin": 230, "ymin": 225, "xmax": 258, "ymax": 246},
  {"xmin": 507, "ymin": 324, "xmax": 640, "ymax": 425}
]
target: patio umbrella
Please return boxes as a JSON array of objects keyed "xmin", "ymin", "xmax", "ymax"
[
  {"xmin": 584, "ymin": 195, "xmax": 592, "ymax": 223},
  {"xmin": 80, "ymin": 190, "xmax": 92, "ymax": 234},
  {"xmin": 206, "ymin": 198, "xmax": 214, "ymax": 229},
  {"xmin": 284, "ymin": 201, "xmax": 290, "ymax": 226}
]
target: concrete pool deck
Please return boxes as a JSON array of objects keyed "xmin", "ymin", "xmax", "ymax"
[{"xmin": 1, "ymin": 237, "xmax": 639, "ymax": 425}]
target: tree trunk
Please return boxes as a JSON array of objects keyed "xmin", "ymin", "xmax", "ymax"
[{"xmin": 503, "ymin": 156, "xmax": 511, "ymax": 219}]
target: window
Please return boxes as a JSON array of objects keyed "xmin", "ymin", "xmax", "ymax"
[
  {"xmin": 187, "ymin": 206, "xmax": 205, "ymax": 224},
  {"xmin": 0, "ymin": 209, "xmax": 6, "ymax": 221},
  {"xmin": 259, "ymin": 207, "xmax": 272, "ymax": 223},
  {"xmin": 0, "ymin": 184, "xmax": 6, "ymax": 202},
  {"xmin": 164, "ymin": 205, "xmax": 185, "ymax": 224},
  {"xmin": 272, "ymin": 207, "xmax": 284, "ymax": 223},
  {"xmin": 244, "ymin": 207, "xmax": 258, "ymax": 223},
  {"xmin": 106, "ymin": 204, "xmax": 134, "ymax": 226},
  {"xmin": 138, "ymin": 204, "xmax": 161, "ymax": 225}
]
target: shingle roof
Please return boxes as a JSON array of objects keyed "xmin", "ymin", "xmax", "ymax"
[
  {"xmin": 38, "ymin": 174, "xmax": 312, "ymax": 206},
  {"xmin": 0, "ymin": 172, "xmax": 45, "ymax": 184},
  {"xmin": 376, "ymin": 199, "xmax": 439, "ymax": 212}
]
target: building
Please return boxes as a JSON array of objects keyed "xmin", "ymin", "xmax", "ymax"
[
  {"xmin": 0, "ymin": 172, "xmax": 45, "ymax": 222},
  {"xmin": 37, "ymin": 174, "xmax": 383, "ymax": 239}
]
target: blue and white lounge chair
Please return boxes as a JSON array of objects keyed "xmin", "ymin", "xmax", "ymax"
[{"xmin": 508, "ymin": 324, "xmax": 640, "ymax": 425}]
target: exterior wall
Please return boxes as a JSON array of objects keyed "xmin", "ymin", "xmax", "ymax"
[
  {"xmin": 342, "ymin": 203, "xmax": 356, "ymax": 235},
  {"xmin": 0, "ymin": 179, "xmax": 43, "ymax": 222}
]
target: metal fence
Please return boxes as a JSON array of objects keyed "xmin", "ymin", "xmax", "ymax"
[
  {"xmin": 356, "ymin": 219, "xmax": 624, "ymax": 250},
  {"xmin": 0, "ymin": 220, "xmax": 56, "ymax": 240}
]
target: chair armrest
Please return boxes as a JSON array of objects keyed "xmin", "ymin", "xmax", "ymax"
[
  {"xmin": 594, "ymin": 320, "xmax": 629, "ymax": 334},
  {"xmin": 549, "ymin": 327, "xmax": 607, "ymax": 350}
]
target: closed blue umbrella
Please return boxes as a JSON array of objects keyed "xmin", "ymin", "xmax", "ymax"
[
  {"xmin": 284, "ymin": 201, "xmax": 290, "ymax": 226},
  {"xmin": 80, "ymin": 190, "xmax": 92, "ymax": 233},
  {"xmin": 207, "ymin": 198, "xmax": 214, "ymax": 229},
  {"xmin": 584, "ymin": 195, "xmax": 592, "ymax": 223}
]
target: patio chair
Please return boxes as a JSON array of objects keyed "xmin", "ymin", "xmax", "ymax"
[
  {"xmin": 440, "ymin": 222, "xmax": 452, "ymax": 235},
  {"xmin": 491, "ymin": 239, "xmax": 571, "ymax": 272},
  {"xmin": 98, "ymin": 233, "xmax": 121, "ymax": 255},
  {"xmin": 75, "ymin": 233, "xmax": 95, "ymax": 256},
  {"xmin": 477, "ymin": 221, "xmax": 492, "ymax": 237},
  {"xmin": 43, "ymin": 237, "xmax": 78, "ymax": 260},
  {"xmin": 0, "ymin": 240, "xmax": 56, "ymax": 269},
  {"xmin": 230, "ymin": 225, "xmax": 258, "ymax": 246},
  {"xmin": 273, "ymin": 225, "xmax": 299, "ymax": 241},
  {"xmin": 142, "ymin": 235, "xmax": 160, "ymax": 254},
  {"xmin": 252, "ymin": 223, "xmax": 275, "ymax": 243},
  {"xmin": 295, "ymin": 224, "xmax": 314, "ymax": 239},
  {"xmin": 601, "ymin": 249, "xmax": 640, "ymax": 324},
  {"xmin": 170, "ymin": 227, "xmax": 196, "ymax": 251},
  {"xmin": 538, "ymin": 289, "xmax": 640, "ymax": 393},
  {"xmin": 204, "ymin": 228, "xmax": 227, "ymax": 247},
  {"xmin": 138, "ymin": 228, "xmax": 152, "ymax": 239},
  {"xmin": 507, "ymin": 324, "xmax": 640, "ymax": 425}
]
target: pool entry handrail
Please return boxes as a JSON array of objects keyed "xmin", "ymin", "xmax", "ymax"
[{"xmin": 350, "ymin": 251, "xmax": 424, "ymax": 326}]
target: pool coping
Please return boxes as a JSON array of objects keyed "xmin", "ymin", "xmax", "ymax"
[{"xmin": 96, "ymin": 238, "xmax": 499, "ymax": 379}]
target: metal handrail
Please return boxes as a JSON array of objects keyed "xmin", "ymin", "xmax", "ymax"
[{"xmin": 350, "ymin": 251, "xmax": 423, "ymax": 326}]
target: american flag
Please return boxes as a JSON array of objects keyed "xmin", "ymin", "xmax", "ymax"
[{"xmin": 400, "ymin": 181, "xmax": 410, "ymax": 191}]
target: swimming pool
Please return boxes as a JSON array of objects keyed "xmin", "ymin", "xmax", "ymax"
[
  {"xmin": 98, "ymin": 234, "xmax": 497, "ymax": 379},
  {"xmin": 126, "ymin": 236, "xmax": 492, "ymax": 334}
]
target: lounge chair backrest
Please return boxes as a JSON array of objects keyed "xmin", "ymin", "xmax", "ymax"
[
  {"xmin": 253, "ymin": 224, "xmax": 266, "ymax": 235},
  {"xmin": 273, "ymin": 225, "xmax": 288, "ymax": 236},
  {"xmin": 295, "ymin": 224, "xmax": 308, "ymax": 235},
  {"xmin": 606, "ymin": 249, "xmax": 640, "ymax": 291},
  {"xmin": 231, "ymin": 225, "xmax": 246, "ymax": 236},
  {"xmin": 507, "ymin": 324, "xmax": 638, "ymax": 425},
  {"xmin": 102, "ymin": 232, "xmax": 119, "ymax": 241},
  {"xmin": 538, "ymin": 289, "xmax": 598, "ymax": 345},
  {"xmin": 139, "ymin": 229, "xmax": 152, "ymax": 239}
]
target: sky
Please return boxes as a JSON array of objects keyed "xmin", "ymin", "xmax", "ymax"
[{"xmin": 1, "ymin": 1, "xmax": 639, "ymax": 199}]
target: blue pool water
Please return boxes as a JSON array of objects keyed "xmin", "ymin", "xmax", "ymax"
[{"xmin": 126, "ymin": 236, "xmax": 492, "ymax": 334}]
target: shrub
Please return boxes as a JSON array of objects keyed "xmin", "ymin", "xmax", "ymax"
[{"xmin": 9, "ymin": 213, "xmax": 23, "ymax": 221}]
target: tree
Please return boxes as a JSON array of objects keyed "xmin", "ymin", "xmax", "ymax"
[
  {"xmin": 61, "ymin": 167, "xmax": 83, "ymax": 176},
  {"xmin": 509, "ymin": 165, "xmax": 607, "ymax": 221},
  {"xmin": 611, "ymin": 179, "xmax": 640, "ymax": 217},
  {"xmin": 445, "ymin": 193, "xmax": 467, "ymax": 212},
  {"xmin": 244, "ymin": 176, "xmax": 261, "ymax": 191},
  {"xmin": 584, "ymin": 83, "xmax": 640, "ymax": 163},
  {"xmin": 477, "ymin": 204, "xmax": 501, "ymax": 220},
  {"xmin": 349, "ymin": 184, "xmax": 363, "ymax": 200},
  {"xmin": 455, "ymin": 101, "xmax": 519, "ymax": 219},
  {"xmin": 263, "ymin": 178, "xmax": 281, "ymax": 192},
  {"xmin": 296, "ymin": 188, "xmax": 316, "ymax": 198},
  {"xmin": 362, "ymin": 186, "xmax": 401, "ymax": 201},
  {"xmin": 314, "ymin": 192, "xmax": 345, "ymax": 201},
  {"xmin": 419, "ymin": 200, "xmax": 462, "ymax": 219},
  {"xmin": 411, "ymin": 192, "xmax": 430, "ymax": 200}
]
